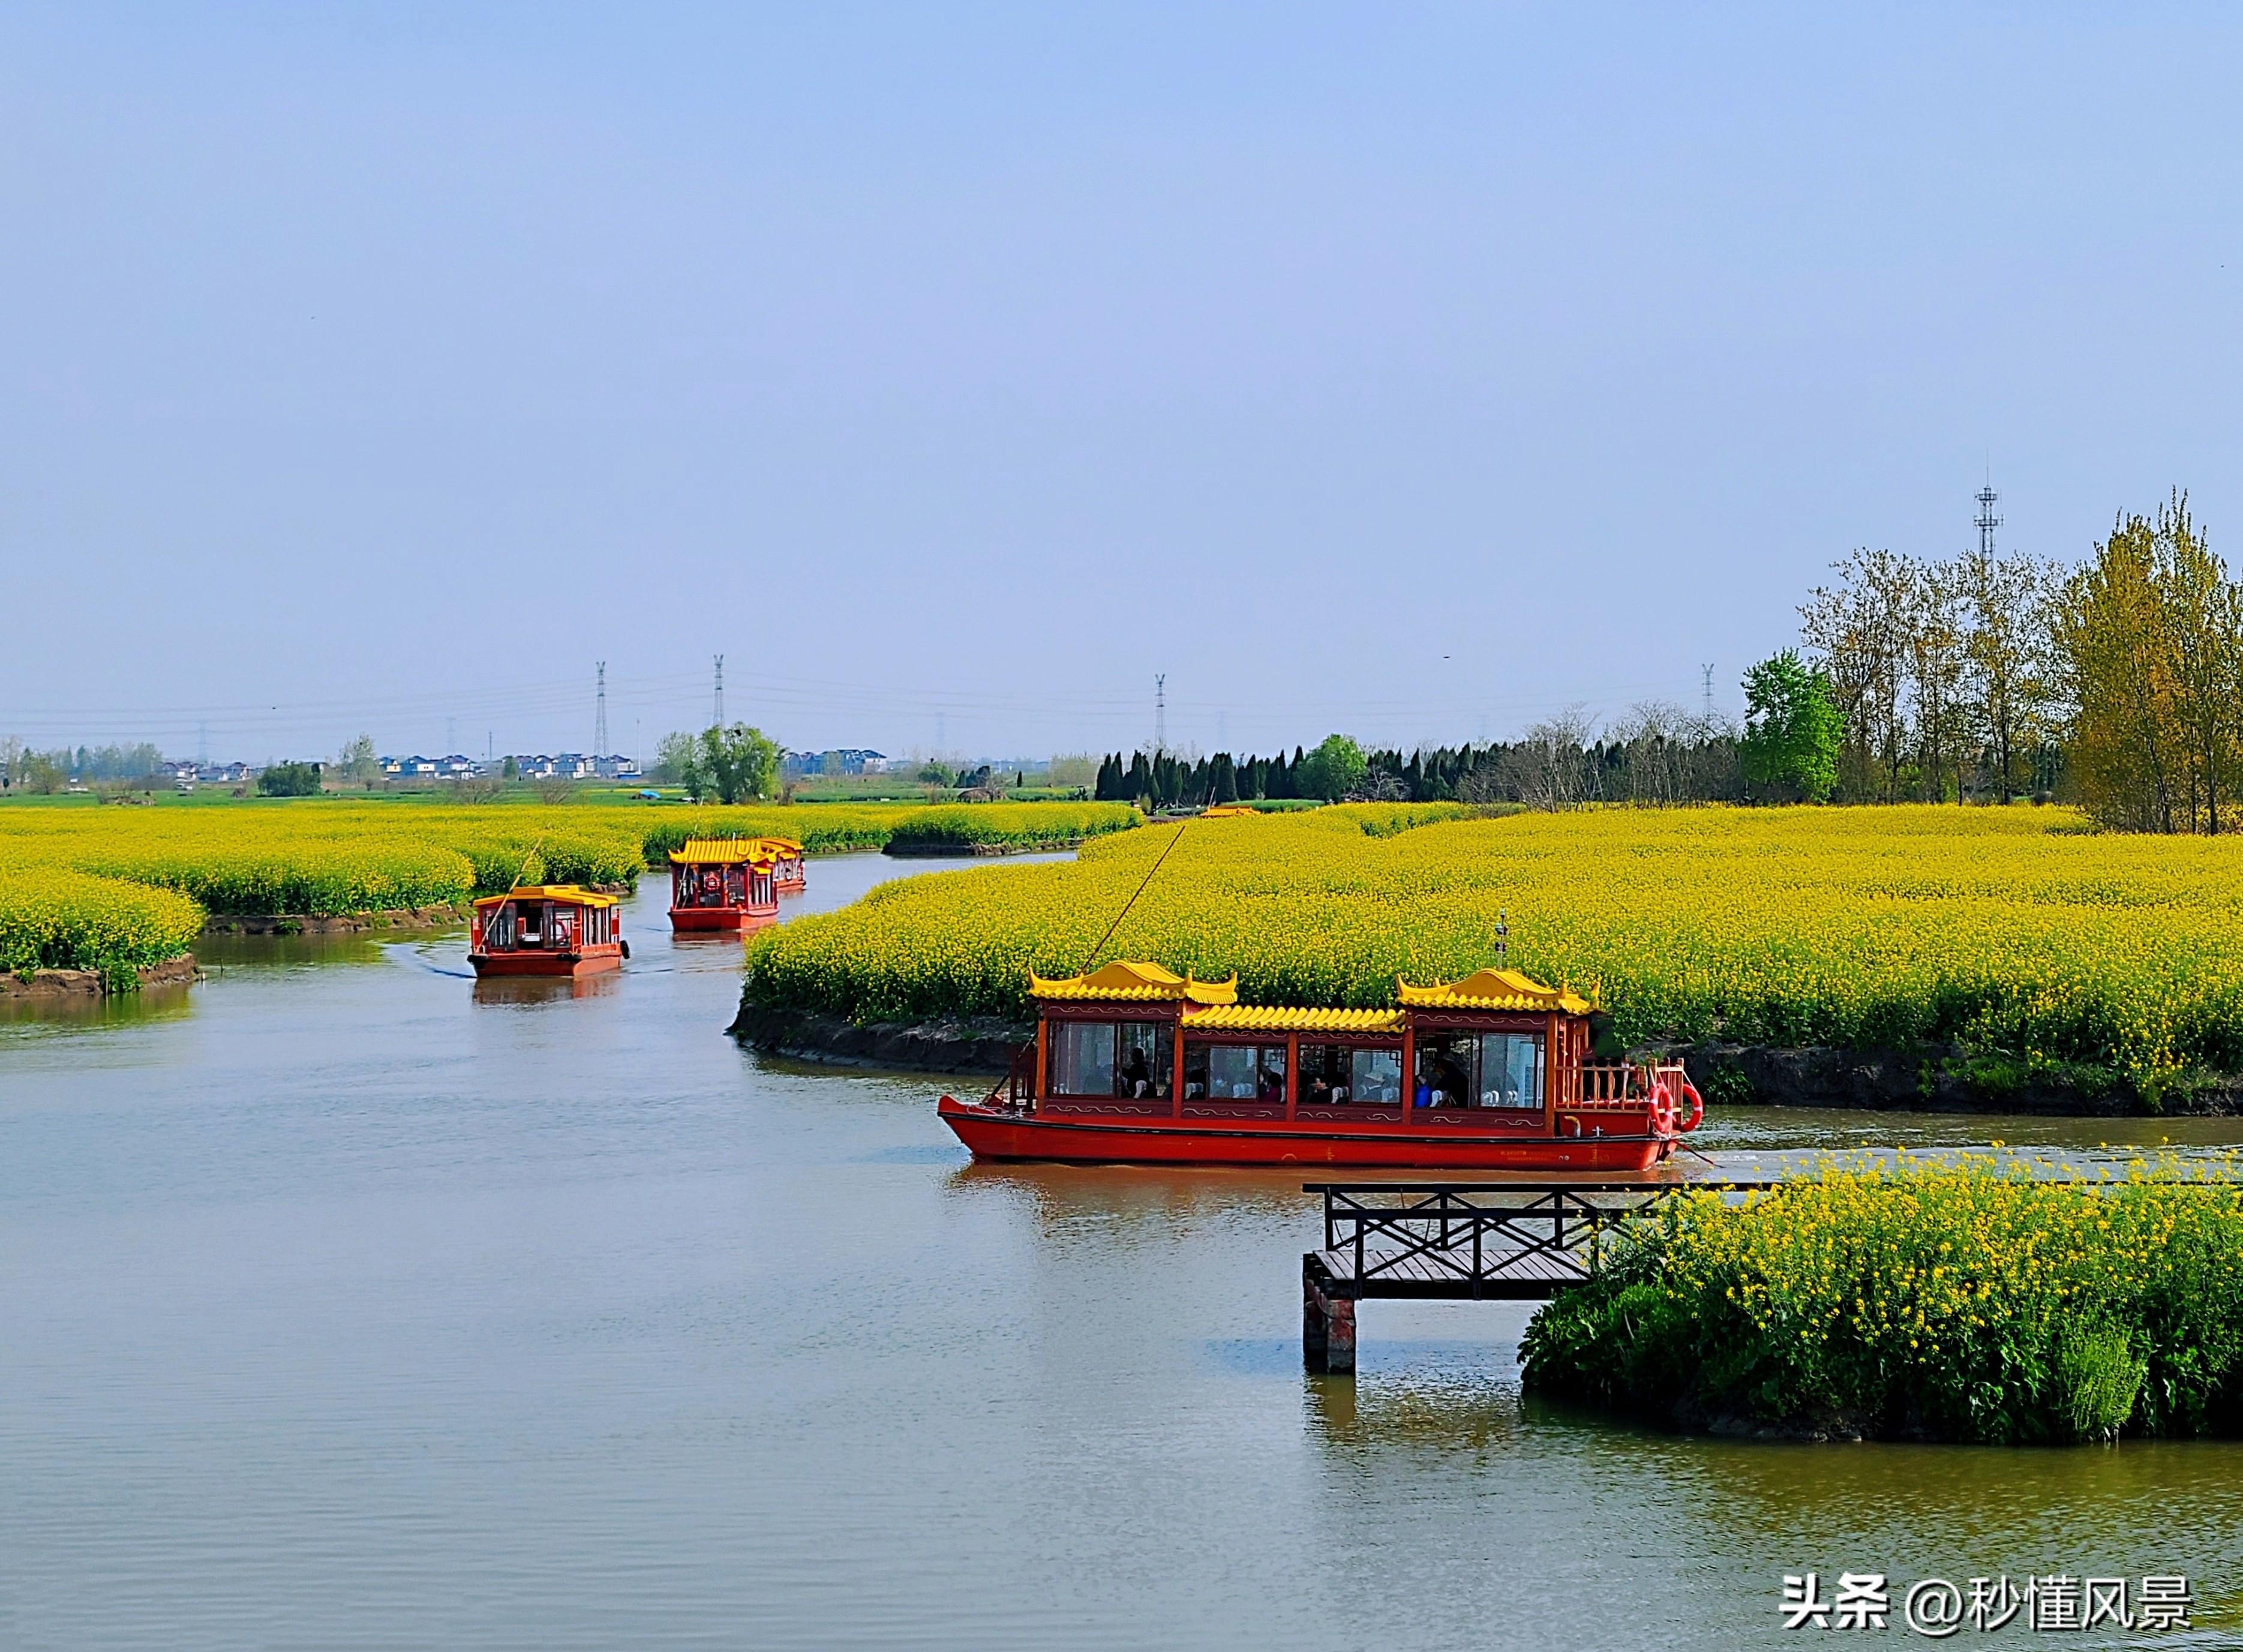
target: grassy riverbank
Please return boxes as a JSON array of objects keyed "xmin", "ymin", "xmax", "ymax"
[
  {"xmin": 0, "ymin": 799, "xmax": 1140, "ymax": 984},
  {"xmin": 742, "ymin": 804, "xmax": 2243, "ymax": 1103},
  {"xmin": 1520, "ymin": 1159, "xmax": 2243, "ymax": 1443}
]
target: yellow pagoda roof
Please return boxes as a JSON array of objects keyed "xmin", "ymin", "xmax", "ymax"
[
  {"xmin": 1028, "ymin": 960, "xmax": 1239, "ymax": 1005},
  {"xmin": 472, "ymin": 884, "xmax": 620, "ymax": 909},
  {"xmin": 752, "ymin": 836, "xmax": 803, "ymax": 855},
  {"xmin": 1182, "ymin": 1003, "xmax": 1406, "ymax": 1034},
  {"xmin": 1197, "ymin": 804, "xmax": 1258, "ymax": 819},
  {"xmin": 669, "ymin": 837, "xmax": 780, "ymax": 866},
  {"xmin": 1397, "ymin": 968, "xmax": 1593, "ymax": 1016}
]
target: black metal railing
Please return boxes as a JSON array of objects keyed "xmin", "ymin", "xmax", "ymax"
[{"xmin": 1308, "ymin": 1181, "xmax": 1780, "ymax": 1296}]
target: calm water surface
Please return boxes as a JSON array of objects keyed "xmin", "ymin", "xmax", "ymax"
[{"xmin": 5, "ymin": 854, "xmax": 2242, "ymax": 1650}]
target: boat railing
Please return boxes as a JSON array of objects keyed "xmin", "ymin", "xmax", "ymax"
[
  {"xmin": 983, "ymin": 1043, "xmax": 1037, "ymax": 1113},
  {"xmin": 1568, "ymin": 1060, "xmax": 1689, "ymax": 1112}
]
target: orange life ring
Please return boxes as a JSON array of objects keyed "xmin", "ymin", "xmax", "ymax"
[
  {"xmin": 1649, "ymin": 1077, "xmax": 1674, "ymax": 1136},
  {"xmin": 1676, "ymin": 1077, "xmax": 1704, "ymax": 1133}
]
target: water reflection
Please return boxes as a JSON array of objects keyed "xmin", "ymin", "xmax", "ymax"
[
  {"xmin": 0, "ymin": 977, "xmax": 197, "ymax": 1031},
  {"xmin": 1307, "ymin": 1363, "xmax": 1527, "ymax": 1453},
  {"xmin": 948, "ymin": 1160, "xmax": 1316, "ymax": 1236},
  {"xmin": 470, "ymin": 971, "xmax": 625, "ymax": 1006},
  {"xmin": 194, "ymin": 928, "xmax": 442, "ymax": 970}
]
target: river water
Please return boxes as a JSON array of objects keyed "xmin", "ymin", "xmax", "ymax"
[{"xmin": 4, "ymin": 854, "xmax": 2240, "ymax": 1650}]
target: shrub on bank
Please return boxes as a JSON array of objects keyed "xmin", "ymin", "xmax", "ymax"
[{"xmin": 1520, "ymin": 1159, "xmax": 2243, "ymax": 1443}]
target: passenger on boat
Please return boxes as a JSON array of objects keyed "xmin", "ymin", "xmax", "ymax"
[
  {"xmin": 1118, "ymin": 1046, "xmax": 1154, "ymax": 1099},
  {"xmin": 1419, "ymin": 1051, "xmax": 1469, "ymax": 1109}
]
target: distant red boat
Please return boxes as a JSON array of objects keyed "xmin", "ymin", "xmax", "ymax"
[
  {"xmin": 939, "ymin": 961, "xmax": 1700, "ymax": 1171},
  {"xmin": 469, "ymin": 885, "xmax": 626, "ymax": 978},
  {"xmin": 762, "ymin": 836, "xmax": 806, "ymax": 894},
  {"xmin": 667, "ymin": 837, "xmax": 792, "ymax": 933}
]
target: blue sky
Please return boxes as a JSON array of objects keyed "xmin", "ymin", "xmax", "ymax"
[{"xmin": 6, "ymin": 4, "xmax": 2241, "ymax": 762}]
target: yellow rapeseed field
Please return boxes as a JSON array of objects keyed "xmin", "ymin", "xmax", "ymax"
[
  {"xmin": 0, "ymin": 799, "xmax": 1138, "ymax": 981},
  {"xmin": 1521, "ymin": 1155, "xmax": 2243, "ymax": 1441},
  {"xmin": 744, "ymin": 803, "xmax": 2243, "ymax": 1089}
]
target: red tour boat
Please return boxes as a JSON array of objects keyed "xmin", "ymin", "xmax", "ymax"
[
  {"xmin": 761, "ymin": 836, "xmax": 806, "ymax": 894},
  {"xmin": 469, "ymin": 885, "xmax": 626, "ymax": 978},
  {"xmin": 668, "ymin": 837, "xmax": 783, "ymax": 932},
  {"xmin": 938, "ymin": 960, "xmax": 1701, "ymax": 1171}
]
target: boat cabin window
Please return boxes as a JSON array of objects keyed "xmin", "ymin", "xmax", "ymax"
[
  {"xmin": 488, "ymin": 903, "xmax": 517, "ymax": 948},
  {"xmin": 1115, "ymin": 1022, "xmax": 1170, "ymax": 1098},
  {"xmin": 1184, "ymin": 1041, "xmax": 1286, "ymax": 1103},
  {"xmin": 518, "ymin": 903, "xmax": 546, "ymax": 945},
  {"xmin": 1051, "ymin": 1020, "xmax": 1172, "ymax": 1099},
  {"xmin": 1415, "ymin": 1031, "xmax": 1545, "ymax": 1110},
  {"xmin": 1298, "ymin": 1044, "xmax": 1402, "ymax": 1105}
]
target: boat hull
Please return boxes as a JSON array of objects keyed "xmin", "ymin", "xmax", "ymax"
[
  {"xmin": 938, "ymin": 1100, "xmax": 1674, "ymax": 1172},
  {"xmin": 469, "ymin": 950, "xmax": 623, "ymax": 979},
  {"xmin": 668, "ymin": 905, "xmax": 776, "ymax": 933}
]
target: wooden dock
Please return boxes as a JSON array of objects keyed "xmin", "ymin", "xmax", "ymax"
[{"xmin": 1302, "ymin": 1181, "xmax": 1776, "ymax": 1372}]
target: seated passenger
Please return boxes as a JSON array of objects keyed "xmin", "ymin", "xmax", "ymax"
[{"xmin": 1118, "ymin": 1047, "xmax": 1153, "ymax": 1099}]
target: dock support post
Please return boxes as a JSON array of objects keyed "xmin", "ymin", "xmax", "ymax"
[{"xmin": 1303, "ymin": 1259, "xmax": 1356, "ymax": 1374}]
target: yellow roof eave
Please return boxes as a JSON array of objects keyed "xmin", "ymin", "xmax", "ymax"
[
  {"xmin": 671, "ymin": 837, "xmax": 782, "ymax": 866},
  {"xmin": 473, "ymin": 884, "xmax": 620, "ymax": 908},
  {"xmin": 1182, "ymin": 1004, "xmax": 1406, "ymax": 1034},
  {"xmin": 1398, "ymin": 966, "xmax": 1593, "ymax": 1016},
  {"xmin": 1028, "ymin": 960, "xmax": 1239, "ymax": 1005}
]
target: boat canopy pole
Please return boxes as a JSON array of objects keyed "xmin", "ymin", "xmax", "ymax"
[
  {"xmin": 508, "ymin": 831, "xmax": 548, "ymax": 895},
  {"xmin": 1074, "ymin": 784, "xmax": 1212, "ymax": 975}
]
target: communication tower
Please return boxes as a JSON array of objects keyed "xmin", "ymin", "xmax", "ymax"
[
  {"xmin": 713, "ymin": 654, "xmax": 725, "ymax": 728},
  {"xmin": 594, "ymin": 662, "xmax": 608, "ymax": 758},
  {"xmin": 1154, "ymin": 674, "xmax": 1167, "ymax": 756},
  {"xmin": 1976, "ymin": 482, "xmax": 2001, "ymax": 557},
  {"xmin": 1701, "ymin": 665, "xmax": 1714, "ymax": 724}
]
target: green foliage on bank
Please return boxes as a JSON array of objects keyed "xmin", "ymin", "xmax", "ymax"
[{"xmin": 1521, "ymin": 1158, "xmax": 2243, "ymax": 1444}]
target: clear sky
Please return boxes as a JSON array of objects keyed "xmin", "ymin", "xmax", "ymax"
[{"xmin": 7, "ymin": 4, "xmax": 2241, "ymax": 763}]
